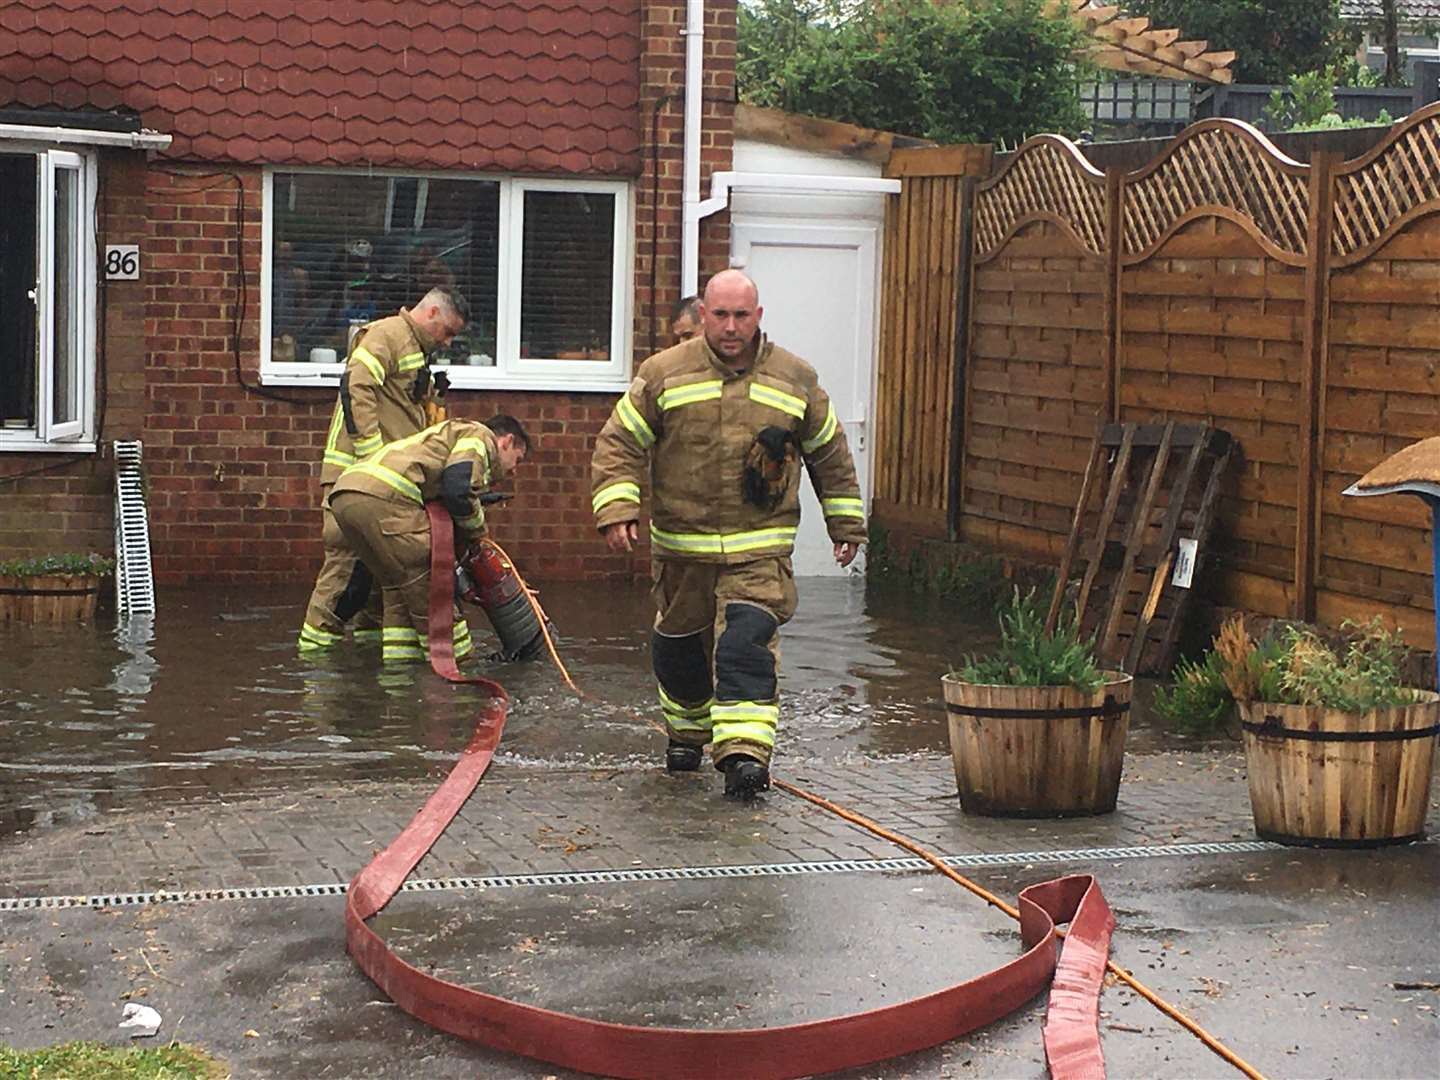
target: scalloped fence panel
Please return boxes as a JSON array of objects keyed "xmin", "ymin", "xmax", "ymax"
[{"xmin": 946, "ymin": 106, "xmax": 1440, "ymax": 641}]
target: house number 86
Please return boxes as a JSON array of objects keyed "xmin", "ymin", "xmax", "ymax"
[{"xmin": 104, "ymin": 245, "xmax": 140, "ymax": 280}]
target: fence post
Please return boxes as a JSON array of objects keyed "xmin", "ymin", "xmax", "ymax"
[
  {"xmin": 1294, "ymin": 151, "xmax": 1337, "ymax": 622},
  {"xmin": 946, "ymin": 177, "xmax": 975, "ymax": 541},
  {"xmin": 1103, "ymin": 167, "xmax": 1123, "ymax": 422}
]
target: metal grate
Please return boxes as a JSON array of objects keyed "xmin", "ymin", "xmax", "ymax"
[
  {"xmin": 0, "ymin": 840, "xmax": 1288, "ymax": 913},
  {"xmin": 113, "ymin": 440, "xmax": 156, "ymax": 617}
]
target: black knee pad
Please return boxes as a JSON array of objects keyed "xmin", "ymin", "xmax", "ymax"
[
  {"xmin": 651, "ymin": 629, "xmax": 712, "ymax": 703},
  {"xmin": 715, "ymin": 603, "xmax": 778, "ymax": 702},
  {"xmin": 333, "ymin": 561, "xmax": 374, "ymax": 622}
]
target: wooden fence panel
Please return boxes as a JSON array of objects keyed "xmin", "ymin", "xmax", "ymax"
[
  {"xmin": 958, "ymin": 138, "xmax": 1108, "ymax": 560},
  {"xmin": 1317, "ymin": 109, "xmax": 1440, "ymax": 641},
  {"xmin": 873, "ymin": 163, "xmax": 973, "ymax": 536}
]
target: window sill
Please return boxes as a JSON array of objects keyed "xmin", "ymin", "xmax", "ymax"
[
  {"xmin": 0, "ymin": 438, "xmax": 97, "ymax": 453},
  {"xmin": 260, "ymin": 367, "xmax": 630, "ymax": 395}
]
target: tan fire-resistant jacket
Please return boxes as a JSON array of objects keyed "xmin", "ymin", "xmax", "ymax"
[
  {"xmin": 320, "ymin": 310, "xmax": 437, "ymax": 485},
  {"xmin": 590, "ymin": 335, "xmax": 866, "ymax": 563},
  {"xmin": 330, "ymin": 420, "xmax": 502, "ymax": 541}
]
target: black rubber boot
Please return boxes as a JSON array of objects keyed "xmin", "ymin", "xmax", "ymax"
[
  {"xmin": 722, "ymin": 755, "xmax": 770, "ymax": 800},
  {"xmin": 665, "ymin": 740, "xmax": 704, "ymax": 773}
]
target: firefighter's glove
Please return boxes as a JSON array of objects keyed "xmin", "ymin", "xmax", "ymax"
[{"xmin": 741, "ymin": 426, "xmax": 797, "ymax": 510}]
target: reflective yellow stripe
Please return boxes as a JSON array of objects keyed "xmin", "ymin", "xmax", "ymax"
[
  {"xmin": 455, "ymin": 437, "xmax": 488, "ymax": 457},
  {"xmin": 324, "ymin": 402, "xmax": 347, "ymax": 456},
  {"xmin": 297, "ymin": 623, "xmax": 342, "ymax": 650},
  {"xmin": 397, "ymin": 351, "xmax": 425, "ymax": 372},
  {"xmin": 710, "ymin": 718, "xmax": 777, "ymax": 747},
  {"xmin": 615, "ymin": 395, "xmax": 656, "ymax": 449},
  {"xmin": 593, "ymin": 481, "xmax": 641, "ymax": 512},
  {"xmin": 353, "ymin": 628, "xmax": 382, "ymax": 643},
  {"xmin": 453, "ymin": 620, "xmax": 471, "ymax": 642},
  {"xmin": 383, "ymin": 645, "xmax": 426, "ymax": 663},
  {"xmin": 457, "ymin": 510, "xmax": 484, "ymax": 531},
  {"xmin": 748, "ymin": 383, "xmax": 806, "ymax": 419},
  {"xmin": 352, "ymin": 346, "xmax": 385, "ymax": 383},
  {"xmin": 384, "ymin": 626, "xmax": 420, "ymax": 642},
  {"xmin": 354, "ymin": 432, "xmax": 383, "ymax": 458},
  {"xmin": 659, "ymin": 687, "xmax": 713, "ymax": 720},
  {"xmin": 658, "ymin": 380, "xmax": 723, "ymax": 411},
  {"xmin": 348, "ymin": 461, "xmax": 423, "ymax": 503},
  {"xmin": 650, "ymin": 525, "xmax": 797, "ymax": 556},
  {"xmin": 801, "ymin": 404, "xmax": 838, "ymax": 453},
  {"xmin": 324, "ymin": 449, "xmax": 357, "ymax": 469},
  {"xmin": 822, "ymin": 496, "xmax": 865, "ymax": 519}
]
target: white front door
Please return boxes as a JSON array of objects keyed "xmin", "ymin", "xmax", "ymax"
[{"xmin": 731, "ymin": 221, "xmax": 878, "ymax": 577}]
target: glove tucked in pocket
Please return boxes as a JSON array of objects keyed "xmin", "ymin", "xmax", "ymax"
[{"xmin": 742, "ymin": 426, "xmax": 797, "ymax": 510}]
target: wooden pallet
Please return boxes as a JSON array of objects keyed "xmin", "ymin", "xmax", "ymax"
[{"xmin": 1044, "ymin": 421, "xmax": 1235, "ymax": 675}]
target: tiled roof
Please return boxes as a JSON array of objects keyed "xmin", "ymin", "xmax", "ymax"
[
  {"xmin": 1340, "ymin": 0, "xmax": 1440, "ymax": 20},
  {"xmin": 0, "ymin": 0, "xmax": 643, "ymax": 175}
]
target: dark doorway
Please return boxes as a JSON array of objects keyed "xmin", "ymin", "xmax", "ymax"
[{"xmin": 0, "ymin": 153, "xmax": 37, "ymax": 427}]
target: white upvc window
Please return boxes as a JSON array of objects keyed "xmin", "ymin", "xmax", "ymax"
[
  {"xmin": 261, "ymin": 168, "xmax": 633, "ymax": 392},
  {"xmin": 0, "ymin": 147, "xmax": 98, "ymax": 452}
]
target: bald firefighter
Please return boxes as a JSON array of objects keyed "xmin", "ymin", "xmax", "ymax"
[
  {"xmin": 298, "ymin": 287, "xmax": 475, "ymax": 658},
  {"xmin": 590, "ymin": 270, "xmax": 865, "ymax": 799},
  {"xmin": 329, "ymin": 415, "xmax": 530, "ymax": 664}
]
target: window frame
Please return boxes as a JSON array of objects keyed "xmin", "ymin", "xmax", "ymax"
[
  {"xmin": 260, "ymin": 166, "xmax": 634, "ymax": 393},
  {"xmin": 0, "ymin": 144, "xmax": 98, "ymax": 454}
]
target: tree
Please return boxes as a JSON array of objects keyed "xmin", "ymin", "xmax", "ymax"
[
  {"xmin": 737, "ymin": 0, "xmax": 1088, "ymax": 145},
  {"xmin": 1122, "ymin": 0, "xmax": 1347, "ymax": 84}
]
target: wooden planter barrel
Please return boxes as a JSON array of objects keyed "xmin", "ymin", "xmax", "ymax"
[
  {"xmin": 942, "ymin": 672, "xmax": 1133, "ymax": 817},
  {"xmin": 0, "ymin": 574, "xmax": 102, "ymax": 623},
  {"xmin": 1239, "ymin": 694, "xmax": 1440, "ymax": 847}
]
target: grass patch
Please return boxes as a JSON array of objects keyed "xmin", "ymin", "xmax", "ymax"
[{"xmin": 0, "ymin": 1041, "xmax": 225, "ymax": 1080}]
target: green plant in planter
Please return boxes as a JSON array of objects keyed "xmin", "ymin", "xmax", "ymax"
[
  {"xmin": 0, "ymin": 552, "xmax": 116, "ymax": 577},
  {"xmin": 1164, "ymin": 615, "xmax": 1417, "ymax": 721},
  {"xmin": 953, "ymin": 587, "xmax": 1104, "ymax": 692}
]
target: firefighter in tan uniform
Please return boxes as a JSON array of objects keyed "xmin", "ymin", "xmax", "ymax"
[
  {"xmin": 329, "ymin": 415, "xmax": 531, "ymax": 664},
  {"xmin": 590, "ymin": 270, "xmax": 865, "ymax": 799},
  {"xmin": 298, "ymin": 288, "xmax": 474, "ymax": 657}
]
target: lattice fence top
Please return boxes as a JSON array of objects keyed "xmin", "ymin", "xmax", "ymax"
[
  {"xmin": 974, "ymin": 135, "xmax": 1107, "ymax": 260},
  {"xmin": 1332, "ymin": 107, "xmax": 1440, "ymax": 263},
  {"xmin": 1120, "ymin": 120, "xmax": 1310, "ymax": 263}
]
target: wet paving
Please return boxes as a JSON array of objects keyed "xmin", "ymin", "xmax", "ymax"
[{"xmin": 0, "ymin": 576, "xmax": 1214, "ymax": 839}]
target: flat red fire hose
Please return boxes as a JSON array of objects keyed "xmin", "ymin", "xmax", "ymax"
[{"xmin": 340, "ymin": 506, "xmax": 1117, "ymax": 1078}]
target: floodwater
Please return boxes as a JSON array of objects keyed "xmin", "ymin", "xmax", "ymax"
[{"xmin": 0, "ymin": 576, "xmax": 1191, "ymax": 839}]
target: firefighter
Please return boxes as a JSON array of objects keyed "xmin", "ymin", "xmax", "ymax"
[
  {"xmin": 590, "ymin": 270, "xmax": 865, "ymax": 799},
  {"xmin": 297, "ymin": 287, "xmax": 475, "ymax": 658},
  {"xmin": 329, "ymin": 415, "xmax": 531, "ymax": 665},
  {"xmin": 670, "ymin": 295, "xmax": 700, "ymax": 345}
]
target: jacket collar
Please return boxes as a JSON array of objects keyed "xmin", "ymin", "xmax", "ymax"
[
  {"xmin": 701, "ymin": 332, "xmax": 771, "ymax": 378},
  {"xmin": 400, "ymin": 308, "xmax": 438, "ymax": 355}
]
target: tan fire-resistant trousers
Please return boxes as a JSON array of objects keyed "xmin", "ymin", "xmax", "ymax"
[
  {"xmin": 650, "ymin": 556, "xmax": 798, "ymax": 767},
  {"xmin": 297, "ymin": 484, "xmax": 383, "ymax": 651}
]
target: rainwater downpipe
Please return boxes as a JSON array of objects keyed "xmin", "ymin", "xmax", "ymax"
[{"xmin": 680, "ymin": 0, "xmax": 705, "ymax": 298}]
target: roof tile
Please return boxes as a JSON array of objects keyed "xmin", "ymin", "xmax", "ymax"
[{"xmin": 0, "ymin": 0, "xmax": 643, "ymax": 175}]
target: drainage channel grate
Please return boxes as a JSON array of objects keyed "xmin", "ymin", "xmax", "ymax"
[{"xmin": 0, "ymin": 840, "xmax": 1285, "ymax": 913}]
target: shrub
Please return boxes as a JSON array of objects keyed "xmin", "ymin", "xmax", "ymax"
[
  {"xmin": 953, "ymin": 587, "xmax": 1104, "ymax": 693},
  {"xmin": 1151, "ymin": 652, "xmax": 1234, "ymax": 734},
  {"xmin": 0, "ymin": 551, "xmax": 116, "ymax": 577}
]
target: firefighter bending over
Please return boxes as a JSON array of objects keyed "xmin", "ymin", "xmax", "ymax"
[
  {"xmin": 298, "ymin": 287, "xmax": 474, "ymax": 658},
  {"xmin": 590, "ymin": 270, "xmax": 865, "ymax": 799},
  {"xmin": 330, "ymin": 415, "xmax": 530, "ymax": 665}
]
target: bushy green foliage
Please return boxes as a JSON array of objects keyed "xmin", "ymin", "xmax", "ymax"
[
  {"xmin": 1276, "ymin": 620, "xmax": 1415, "ymax": 711},
  {"xmin": 738, "ymin": 0, "xmax": 1088, "ymax": 145},
  {"xmin": 0, "ymin": 551, "xmax": 115, "ymax": 577},
  {"xmin": 1152, "ymin": 652, "xmax": 1233, "ymax": 734},
  {"xmin": 932, "ymin": 553, "xmax": 1007, "ymax": 609},
  {"xmin": 1123, "ymin": 0, "xmax": 1347, "ymax": 84},
  {"xmin": 954, "ymin": 588, "xmax": 1104, "ymax": 693},
  {"xmin": 1161, "ymin": 616, "xmax": 1417, "ymax": 729},
  {"xmin": 1261, "ymin": 71, "xmax": 1394, "ymax": 132}
]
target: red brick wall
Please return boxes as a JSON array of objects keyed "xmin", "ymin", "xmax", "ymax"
[{"xmin": 0, "ymin": 0, "xmax": 738, "ymax": 585}]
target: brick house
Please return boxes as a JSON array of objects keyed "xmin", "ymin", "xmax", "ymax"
[{"xmin": 0, "ymin": 0, "xmax": 736, "ymax": 584}]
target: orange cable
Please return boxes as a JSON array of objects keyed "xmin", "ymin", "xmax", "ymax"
[{"xmin": 483, "ymin": 540, "xmax": 1267, "ymax": 1080}]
